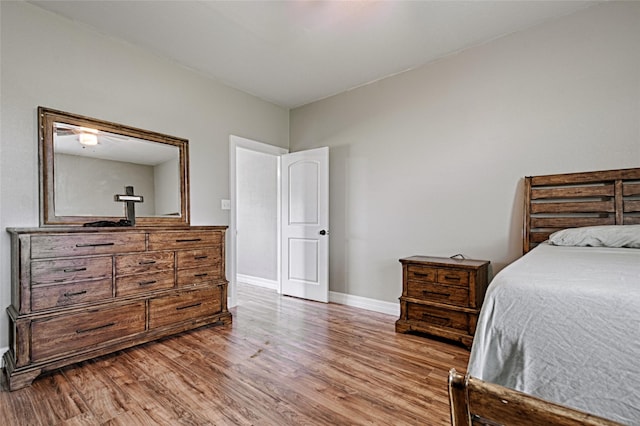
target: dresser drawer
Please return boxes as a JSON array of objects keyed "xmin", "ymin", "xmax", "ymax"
[
  {"xmin": 115, "ymin": 270, "xmax": 175, "ymax": 297},
  {"xmin": 31, "ymin": 233, "xmax": 146, "ymax": 259},
  {"xmin": 31, "ymin": 257, "xmax": 112, "ymax": 285},
  {"xmin": 437, "ymin": 268, "xmax": 469, "ymax": 286},
  {"xmin": 147, "ymin": 231, "xmax": 222, "ymax": 251},
  {"xmin": 406, "ymin": 281, "xmax": 469, "ymax": 306},
  {"xmin": 115, "ymin": 251, "xmax": 175, "ymax": 276},
  {"xmin": 148, "ymin": 287, "xmax": 221, "ymax": 329},
  {"xmin": 177, "ymin": 248, "xmax": 221, "ymax": 269},
  {"xmin": 31, "ymin": 302, "xmax": 146, "ymax": 362},
  {"xmin": 406, "ymin": 303, "xmax": 470, "ymax": 333},
  {"xmin": 176, "ymin": 266, "xmax": 220, "ymax": 286},
  {"xmin": 31, "ymin": 279, "xmax": 113, "ymax": 311}
]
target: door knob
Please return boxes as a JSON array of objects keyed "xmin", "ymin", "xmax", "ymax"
[{"xmin": 319, "ymin": 230, "xmax": 328, "ymax": 236}]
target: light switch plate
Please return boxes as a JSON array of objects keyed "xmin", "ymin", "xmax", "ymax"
[{"xmin": 221, "ymin": 199, "xmax": 231, "ymax": 210}]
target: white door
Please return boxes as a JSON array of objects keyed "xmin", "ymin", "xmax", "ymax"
[{"xmin": 281, "ymin": 147, "xmax": 329, "ymax": 303}]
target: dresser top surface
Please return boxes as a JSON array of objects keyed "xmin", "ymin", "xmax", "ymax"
[{"xmin": 7, "ymin": 225, "xmax": 228, "ymax": 235}]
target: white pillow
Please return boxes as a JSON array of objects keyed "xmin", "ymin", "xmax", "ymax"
[{"xmin": 548, "ymin": 224, "xmax": 640, "ymax": 248}]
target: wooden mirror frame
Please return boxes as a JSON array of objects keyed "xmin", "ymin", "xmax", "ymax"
[{"xmin": 39, "ymin": 106, "xmax": 190, "ymax": 227}]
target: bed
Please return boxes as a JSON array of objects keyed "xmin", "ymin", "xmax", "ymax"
[
  {"xmin": 448, "ymin": 369, "xmax": 621, "ymax": 426},
  {"xmin": 465, "ymin": 167, "xmax": 640, "ymax": 425}
]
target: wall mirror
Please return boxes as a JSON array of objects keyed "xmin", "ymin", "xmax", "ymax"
[{"xmin": 39, "ymin": 107, "xmax": 190, "ymax": 226}]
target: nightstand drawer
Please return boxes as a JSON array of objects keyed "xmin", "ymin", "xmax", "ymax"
[
  {"xmin": 406, "ymin": 303, "xmax": 470, "ymax": 333},
  {"xmin": 406, "ymin": 281, "xmax": 468, "ymax": 306},
  {"xmin": 407, "ymin": 265, "xmax": 437, "ymax": 282},
  {"xmin": 437, "ymin": 268, "xmax": 469, "ymax": 286}
]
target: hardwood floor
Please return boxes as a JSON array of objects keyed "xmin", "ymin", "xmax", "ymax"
[{"xmin": 1, "ymin": 283, "xmax": 469, "ymax": 425}]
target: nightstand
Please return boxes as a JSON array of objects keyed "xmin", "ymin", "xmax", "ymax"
[{"xmin": 395, "ymin": 256, "xmax": 490, "ymax": 349}]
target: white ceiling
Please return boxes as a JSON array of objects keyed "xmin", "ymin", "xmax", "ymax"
[{"xmin": 29, "ymin": 0, "xmax": 600, "ymax": 109}]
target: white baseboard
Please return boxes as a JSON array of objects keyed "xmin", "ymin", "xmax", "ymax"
[
  {"xmin": 330, "ymin": 291, "xmax": 400, "ymax": 317},
  {"xmin": 236, "ymin": 275, "xmax": 399, "ymax": 317},
  {"xmin": 236, "ymin": 274, "xmax": 279, "ymax": 291},
  {"xmin": 0, "ymin": 346, "xmax": 8, "ymax": 368}
]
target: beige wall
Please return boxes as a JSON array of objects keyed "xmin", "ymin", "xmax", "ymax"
[
  {"xmin": 55, "ymin": 154, "xmax": 156, "ymax": 217},
  {"xmin": 0, "ymin": 2, "xmax": 289, "ymax": 346},
  {"xmin": 290, "ymin": 2, "xmax": 640, "ymax": 303}
]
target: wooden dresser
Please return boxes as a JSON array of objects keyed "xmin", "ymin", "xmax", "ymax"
[
  {"xmin": 396, "ymin": 256, "xmax": 489, "ymax": 349},
  {"xmin": 4, "ymin": 226, "xmax": 231, "ymax": 390}
]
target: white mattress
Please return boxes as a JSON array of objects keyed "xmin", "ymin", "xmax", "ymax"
[{"xmin": 468, "ymin": 243, "xmax": 640, "ymax": 425}]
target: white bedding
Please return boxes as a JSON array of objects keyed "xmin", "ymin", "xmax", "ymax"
[{"xmin": 468, "ymin": 243, "xmax": 640, "ymax": 425}]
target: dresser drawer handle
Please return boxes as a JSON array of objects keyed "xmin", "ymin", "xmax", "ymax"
[
  {"xmin": 443, "ymin": 275, "xmax": 461, "ymax": 281},
  {"xmin": 194, "ymin": 255, "xmax": 208, "ymax": 260},
  {"xmin": 76, "ymin": 322, "xmax": 115, "ymax": 334},
  {"xmin": 422, "ymin": 290, "xmax": 451, "ymax": 297},
  {"xmin": 176, "ymin": 238, "xmax": 202, "ymax": 243},
  {"xmin": 138, "ymin": 260, "xmax": 157, "ymax": 265},
  {"xmin": 421, "ymin": 313, "xmax": 451, "ymax": 326},
  {"xmin": 64, "ymin": 290, "xmax": 87, "ymax": 297},
  {"xmin": 75, "ymin": 242, "xmax": 115, "ymax": 248},
  {"xmin": 414, "ymin": 272, "xmax": 433, "ymax": 277},
  {"xmin": 138, "ymin": 280, "xmax": 157, "ymax": 286},
  {"xmin": 176, "ymin": 302, "xmax": 202, "ymax": 311},
  {"xmin": 63, "ymin": 267, "xmax": 87, "ymax": 273},
  {"xmin": 194, "ymin": 273, "xmax": 208, "ymax": 278}
]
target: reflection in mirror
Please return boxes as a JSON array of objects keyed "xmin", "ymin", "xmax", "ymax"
[
  {"xmin": 53, "ymin": 122, "xmax": 180, "ymax": 217},
  {"xmin": 39, "ymin": 107, "xmax": 190, "ymax": 226}
]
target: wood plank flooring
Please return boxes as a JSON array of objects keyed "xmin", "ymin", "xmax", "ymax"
[{"xmin": 0, "ymin": 283, "xmax": 469, "ymax": 425}]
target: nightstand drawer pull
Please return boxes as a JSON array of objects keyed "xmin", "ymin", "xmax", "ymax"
[
  {"xmin": 138, "ymin": 260, "xmax": 157, "ymax": 265},
  {"xmin": 76, "ymin": 322, "xmax": 115, "ymax": 334},
  {"xmin": 64, "ymin": 290, "xmax": 87, "ymax": 297},
  {"xmin": 422, "ymin": 290, "xmax": 451, "ymax": 297},
  {"xmin": 194, "ymin": 255, "xmax": 208, "ymax": 260},
  {"xmin": 138, "ymin": 280, "xmax": 157, "ymax": 286},
  {"xmin": 75, "ymin": 242, "xmax": 115, "ymax": 248},
  {"xmin": 444, "ymin": 275, "xmax": 461, "ymax": 281},
  {"xmin": 176, "ymin": 302, "xmax": 202, "ymax": 311},
  {"xmin": 421, "ymin": 313, "xmax": 451, "ymax": 326},
  {"xmin": 194, "ymin": 273, "xmax": 208, "ymax": 278}
]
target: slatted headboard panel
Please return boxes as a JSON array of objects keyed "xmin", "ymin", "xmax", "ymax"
[{"xmin": 523, "ymin": 167, "xmax": 640, "ymax": 253}]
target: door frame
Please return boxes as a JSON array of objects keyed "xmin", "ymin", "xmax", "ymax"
[{"xmin": 229, "ymin": 135, "xmax": 288, "ymax": 308}]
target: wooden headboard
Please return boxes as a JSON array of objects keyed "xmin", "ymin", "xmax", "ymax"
[{"xmin": 523, "ymin": 167, "xmax": 640, "ymax": 253}]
